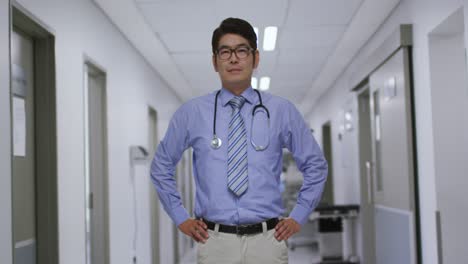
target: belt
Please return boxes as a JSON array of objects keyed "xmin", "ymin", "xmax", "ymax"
[{"xmin": 202, "ymin": 218, "xmax": 279, "ymax": 235}]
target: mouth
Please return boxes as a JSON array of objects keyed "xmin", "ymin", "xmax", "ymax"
[{"xmin": 227, "ymin": 68, "xmax": 243, "ymax": 73}]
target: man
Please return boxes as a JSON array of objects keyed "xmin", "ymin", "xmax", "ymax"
[{"xmin": 150, "ymin": 17, "xmax": 327, "ymax": 264}]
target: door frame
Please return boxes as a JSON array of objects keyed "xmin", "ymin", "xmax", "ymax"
[
  {"xmin": 355, "ymin": 84, "xmax": 376, "ymax": 264},
  {"xmin": 11, "ymin": 4, "xmax": 58, "ymax": 264},
  {"xmin": 148, "ymin": 106, "xmax": 160, "ymax": 264},
  {"xmin": 83, "ymin": 60, "xmax": 110, "ymax": 264},
  {"xmin": 1, "ymin": 0, "xmax": 13, "ymax": 262}
]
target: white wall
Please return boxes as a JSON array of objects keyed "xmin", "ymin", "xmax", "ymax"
[
  {"xmin": 0, "ymin": 0, "xmax": 13, "ymax": 263},
  {"xmin": 306, "ymin": 0, "xmax": 468, "ymax": 263},
  {"xmin": 429, "ymin": 20, "xmax": 468, "ymax": 263},
  {"xmin": 12, "ymin": 0, "xmax": 181, "ymax": 263}
]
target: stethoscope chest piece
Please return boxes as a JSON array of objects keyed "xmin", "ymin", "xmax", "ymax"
[
  {"xmin": 254, "ymin": 145, "xmax": 265, "ymax": 151},
  {"xmin": 211, "ymin": 136, "xmax": 222, "ymax": 149}
]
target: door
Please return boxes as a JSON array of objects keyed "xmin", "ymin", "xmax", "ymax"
[
  {"xmin": 84, "ymin": 63, "xmax": 110, "ymax": 264},
  {"xmin": 11, "ymin": 27, "xmax": 37, "ymax": 264},
  {"xmin": 357, "ymin": 87, "xmax": 376, "ymax": 264},
  {"xmin": 321, "ymin": 122, "xmax": 334, "ymax": 205},
  {"xmin": 368, "ymin": 48, "xmax": 419, "ymax": 264}
]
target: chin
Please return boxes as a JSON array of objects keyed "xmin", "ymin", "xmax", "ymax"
[{"xmin": 225, "ymin": 79, "xmax": 249, "ymax": 87}]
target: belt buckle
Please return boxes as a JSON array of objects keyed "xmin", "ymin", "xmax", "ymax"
[{"xmin": 236, "ymin": 224, "xmax": 250, "ymax": 235}]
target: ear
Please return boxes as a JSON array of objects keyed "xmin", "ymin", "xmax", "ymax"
[
  {"xmin": 212, "ymin": 54, "xmax": 219, "ymax": 72},
  {"xmin": 253, "ymin": 50, "xmax": 260, "ymax": 69}
]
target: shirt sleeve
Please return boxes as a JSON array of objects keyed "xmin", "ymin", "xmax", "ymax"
[
  {"xmin": 283, "ymin": 101, "xmax": 328, "ymax": 225},
  {"xmin": 150, "ymin": 105, "xmax": 191, "ymax": 227}
]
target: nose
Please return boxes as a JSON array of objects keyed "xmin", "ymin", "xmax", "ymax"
[{"xmin": 229, "ymin": 52, "xmax": 239, "ymax": 64}]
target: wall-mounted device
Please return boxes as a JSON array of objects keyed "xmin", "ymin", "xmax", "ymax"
[
  {"xmin": 129, "ymin": 145, "xmax": 149, "ymax": 264},
  {"xmin": 130, "ymin": 145, "xmax": 149, "ymax": 163}
]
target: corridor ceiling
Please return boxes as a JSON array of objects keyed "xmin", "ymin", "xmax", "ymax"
[{"xmin": 95, "ymin": 0, "xmax": 401, "ymax": 116}]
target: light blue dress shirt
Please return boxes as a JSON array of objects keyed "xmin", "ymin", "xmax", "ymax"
[{"xmin": 150, "ymin": 87, "xmax": 327, "ymax": 227}]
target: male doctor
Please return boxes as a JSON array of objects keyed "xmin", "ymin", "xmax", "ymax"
[{"xmin": 151, "ymin": 17, "xmax": 327, "ymax": 264}]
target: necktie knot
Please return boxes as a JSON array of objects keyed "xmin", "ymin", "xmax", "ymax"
[{"xmin": 229, "ymin": 96, "xmax": 246, "ymax": 110}]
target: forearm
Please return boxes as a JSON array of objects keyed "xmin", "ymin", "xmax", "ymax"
[
  {"xmin": 289, "ymin": 161, "xmax": 327, "ymax": 225},
  {"xmin": 150, "ymin": 142, "xmax": 190, "ymax": 226}
]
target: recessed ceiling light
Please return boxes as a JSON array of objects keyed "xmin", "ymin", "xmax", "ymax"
[
  {"xmin": 251, "ymin": 77, "xmax": 258, "ymax": 89},
  {"xmin": 263, "ymin": 26, "xmax": 277, "ymax": 51},
  {"xmin": 259, "ymin": 77, "xmax": 270, "ymax": 91}
]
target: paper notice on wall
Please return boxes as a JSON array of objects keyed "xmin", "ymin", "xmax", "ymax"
[
  {"xmin": 12, "ymin": 64, "xmax": 27, "ymax": 97},
  {"xmin": 13, "ymin": 96, "xmax": 26, "ymax": 157}
]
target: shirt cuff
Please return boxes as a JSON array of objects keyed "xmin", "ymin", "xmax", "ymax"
[
  {"xmin": 289, "ymin": 203, "xmax": 311, "ymax": 226},
  {"xmin": 172, "ymin": 205, "xmax": 190, "ymax": 227}
]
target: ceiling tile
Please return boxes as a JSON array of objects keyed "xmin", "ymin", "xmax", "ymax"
[
  {"xmin": 271, "ymin": 84, "xmax": 309, "ymax": 103},
  {"xmin": 285, "ymin": 0, "xmax": 362, "ymax": 27},
  {"xmin": 276, "ymin": 46, "xmax": 333, "ymax": 66},
  {"xmin": 132, "ymin": 0, "xmax": 364, "ymax": 106},
  {"xmin": 172, "ymin": 52, "xmax": 213, "ymax": 70},
  {"xmin": 255, "ymin": 50, "xmax": 278, "ymax": 76},
  {"xmin": 214, "ymin": 0, "xmax": 288, "ymax": 27},
  {"xmin": 136, "ymin": 0, "xmax": 218, "ymax": 33},
  {"xmin": 274, "ymin": 62, "xmax": 322, "ymax": 84},
  {"xmin": 160, "ymin": 31, "xmax": 213, "ymax": 53},
  {"xmin": 279, "ymin": 26, "xmax": 346, "ymax": 49}
]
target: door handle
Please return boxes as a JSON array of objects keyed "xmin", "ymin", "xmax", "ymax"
[
  {"xmin": 365, "ymin": 161, "xmax": 372, "ymax": 204},
  {"xmin": 436, "ymin": 210, "xmax": 444, "ymax": 264}
]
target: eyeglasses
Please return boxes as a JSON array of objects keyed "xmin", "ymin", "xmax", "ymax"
[{"xmin": 216, "ymin": 46, "xmax": 254, "ymax": 60}]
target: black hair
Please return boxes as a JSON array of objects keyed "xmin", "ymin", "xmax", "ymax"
[{"xmin": 211, "ymin": 18, "xmax": 257, "ymax": 54}]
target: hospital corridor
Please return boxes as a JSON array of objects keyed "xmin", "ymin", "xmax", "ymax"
[{"xmin": 2, "ymin": 0, "xmax": 468, "ymax": 264}]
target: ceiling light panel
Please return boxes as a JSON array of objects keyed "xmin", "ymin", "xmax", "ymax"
[
  {"xmin": 251, "ymin": 77, "xmax": 258, "ymax": 89},
  {"xmin": 259, "ymin": 77, "xmax": 270, "ymax": 91},
  {"xmin": 263, "ymin": 27, "xmax": 277, "ymax": 51}
]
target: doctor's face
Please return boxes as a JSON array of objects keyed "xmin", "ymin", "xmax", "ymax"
[{"xmin": 213, "ymin": 33, "xmax": 259, "ymax": 90}]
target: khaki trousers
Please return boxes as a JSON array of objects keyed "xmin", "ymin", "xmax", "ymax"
[{"xmin": 197, "ymin": 222, "xmax": 288, "ymax": 264}]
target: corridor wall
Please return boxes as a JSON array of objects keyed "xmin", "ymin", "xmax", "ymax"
[
  {"xmin": 306, "ymin": 0, "xmax": 468, "ymax": 263},
  {"xmin": 11, "ymin": 0, "xmax": 182, "ymax": 263}
]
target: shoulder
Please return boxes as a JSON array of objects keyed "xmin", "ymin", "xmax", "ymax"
[
  {"xmin": 259, "ymin": 91, "xmax": 298, "ymax": 111},
  {"xmin": 258, "ymin": 92, "xmax": 307, "ymax": 128},
  {"xmin": 174, "ymin": 91, "xmax": 215, "ymax": 117}
]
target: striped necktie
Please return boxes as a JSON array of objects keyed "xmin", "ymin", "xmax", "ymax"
[{"xmin": 227, "ymin": 96, "xmax": 248, "ymax": 196}]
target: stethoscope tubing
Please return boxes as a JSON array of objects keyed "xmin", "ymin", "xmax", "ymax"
[{"xmin": 211, "ymin": 89, "xmax": 270, "ymax": 150}]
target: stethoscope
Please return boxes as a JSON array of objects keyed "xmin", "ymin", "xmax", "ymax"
[{"xmin": 211, "ymin": 89, "xmax": 270, "ymax": 151}]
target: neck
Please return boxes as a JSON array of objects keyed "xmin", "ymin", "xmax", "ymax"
[{"xmin": 223, "ymin": 82, "xmax": 250, "ymax": 96}]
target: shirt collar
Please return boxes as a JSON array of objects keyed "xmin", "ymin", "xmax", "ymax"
[{"xmin": 219, "ymin": 87, "xmax": 256, "ymax": 107}]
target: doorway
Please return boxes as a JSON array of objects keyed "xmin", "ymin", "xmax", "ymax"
[
  {"xmin": 357, "ymin": 86, "xmax": 376, "ymax": 264},
  {"xmin": 321, "ymin": 122, "xmax": 334, "ymax": 205},
  {"xmin": 83, "ymin": 62, "xmax": 110, "ymax": 264},
  {"xmin": 11, "ymin": 6, "xmax": 58, "ymax": 264}
]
